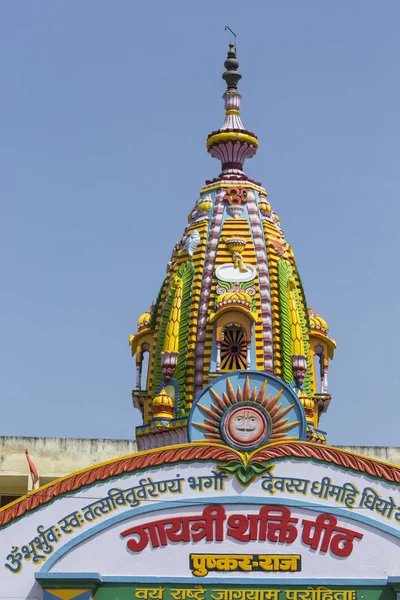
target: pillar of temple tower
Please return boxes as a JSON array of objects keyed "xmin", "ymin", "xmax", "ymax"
[{"xmin": 129, "ymin": 44, "xmax": 335, "ymax": 450}]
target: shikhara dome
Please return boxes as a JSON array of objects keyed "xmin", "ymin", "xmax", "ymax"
[{"xmin": 130, "ymin": 43, "xmax": 336, "ymax": 450}]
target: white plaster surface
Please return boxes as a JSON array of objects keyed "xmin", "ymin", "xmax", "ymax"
[{"xmin": 1, "ymin": 458, "xmax": 400, "ymax": 599}]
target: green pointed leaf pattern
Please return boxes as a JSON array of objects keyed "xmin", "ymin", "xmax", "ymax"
[
  {"xmin": 150, "ymin": 278, "xmax": 166, "ymax": 330},
  {"xmin": 217, "ymin": 460, "xmax": 274, "ymax": 486},
  {"xmin": 174, "ymin": 260, "xmax": 195, "ymax": 416},
  {"xmin": 277, "ymin": 259, "xmax": 293, "ymax": 384},
  {"xmin": 152, "ymin": 281, "xmax": 176, "ymax": 397},
  {"xmin": 294, "ymin": 263, "xmax": 312, "ymax": 333},
  {"xmin": 216, "ymin": 279, "xmax": 231, "ymax": 293},
  {"xmin": 278, "ymin": 258, "xmax": 312, "ymax": 393},
  {"xmin": 240, "ymin": 279, "xmax": 256, "ymax": 291},
  {"xmin": 249, "ymin": 461, "xmax": 273, "ymax": 474},
  {"xmin": 293, "ymin": 285, "xmax": 312, "ymax": 396},
  {"xmin": 237, "ymin": 466, "xmax": 253, "ymax": 485},
  {"xmin": 218, "ymin": 460, "xmax": 242, "ymax": 473}
]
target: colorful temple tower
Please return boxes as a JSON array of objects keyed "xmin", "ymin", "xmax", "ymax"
[
  {"xmin": 130, "ymin": 43, "xmax": 336, "ymax": 450},
  {"xmin": 4, "ymin": 42, "xmax": 400, "ymax": 600}
]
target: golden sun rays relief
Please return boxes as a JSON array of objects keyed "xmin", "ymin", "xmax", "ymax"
[{"xmin": 193, "ymin": 376, "xmax": 300, "ymax": 451}]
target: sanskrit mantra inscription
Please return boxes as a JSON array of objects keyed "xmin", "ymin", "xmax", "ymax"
[
  {"xmin": 262, "ymin": 474, "xmax": 400, "ymax": 519},
  {"xmin": 120, "ymin": 505, "xmax": 363, "ymax": 558},
  {"xmin": 134, "ymin": 587, "xmax": 357, "ymax": 600},
  {"xmin": 4, "ymin": 472, "xmax": 226, "ymax": 574}
]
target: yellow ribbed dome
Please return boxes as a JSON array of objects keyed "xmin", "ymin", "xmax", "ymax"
[
  {"xmin": 216, "ymin": 290, "xmax": 252, "ymax": 310},
  {"xmin": 152, "ymin": 388, "xmax": 174, "ymax": 421},
  {"xmin": 137, "ymin": 311, "xmax": 152, "ymax": 331},
  {"xmin": 153, "ymin": 388, "xmax": 174, "ymax": 407},
  {"xmin": 258, "ymin": 201, "xmax": 271, "ymax": 213},
  {"xmin": 309, "ymin": 308, "xmax": 329, "ymax": 335}
]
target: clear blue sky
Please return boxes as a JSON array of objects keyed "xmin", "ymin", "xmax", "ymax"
[{"xmin": 1, "ymin": 1, "xmax": 399, "ymax": 446}]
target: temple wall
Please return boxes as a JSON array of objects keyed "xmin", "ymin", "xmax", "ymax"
[
  {"xmin": 337, "ymin": 445, "xmax": 400, "ymax": 465},
  {"xmin": 0, "ymin": 436, "xmax": 137, "ymax": 504},
  {"xmin": 0, "ymin": 436, "xmax": 397, "ymax": 509}
]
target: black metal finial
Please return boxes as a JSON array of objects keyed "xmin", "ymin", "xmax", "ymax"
[{"xmin": 222, "ymin": 27, "xmax": 242, "ymax": 90}]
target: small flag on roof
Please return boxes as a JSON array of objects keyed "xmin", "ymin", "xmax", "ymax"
[{"xmin": 25, "ymin": 449, "xmax": 39, "ymax": 490}]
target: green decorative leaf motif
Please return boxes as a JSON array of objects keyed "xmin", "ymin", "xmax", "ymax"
[
  {"xmin": 216, "ymin": 279, "xmax": 231, "ymax": 292},
  {"xmin": 217, "ymin": 460, "xmax": 242, "ymax": 473},
  {"xmin": 217, "ymin": 460, "xmax": 274, "ymax": 486},
  {"xmin": 237, "ymin": 466, "xmax": 254, "ymax": 485},
  {"xmin": 277, "ymin": 259, "xmax": 293, "ymax": 384},
  {"xmin": 249, "ymin": 460, "xmax": 271, "ymax": 474},
  {"xmin": 150, "ymin": 278, "xmax": 167, "ymax": 330},
  {"xmin": 278, "ymin": 259, "xmax": 312, "ymax": 393},
  {"xmin": 174, "ymin": 260, "xmax": 195, "ymax": 417},
  {"xmin": 152, "ymin": 280, "xmax": 176, "ymax": 397},
  {"xmin": 293, "ymin": 285, "xmax": 312, "ymax": 396},
  {"xmin": 240, "ymin": 279, "xmax": 256, "ymax": 292},
  {"xmin": 294, "ymin": 263, "xmax": 312, "ymax": 333}
]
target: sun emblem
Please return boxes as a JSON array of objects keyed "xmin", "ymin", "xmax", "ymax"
[{"xmin": 193, "ymin": 375, "xmax": 300, "ymax": 451}]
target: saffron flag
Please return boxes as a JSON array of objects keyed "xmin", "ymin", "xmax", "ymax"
[{"xmin": 25, "ymin": 449, "xmax": 39, "ymax": 490}]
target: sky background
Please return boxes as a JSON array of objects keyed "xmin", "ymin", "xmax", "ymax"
[{"xmin": 1, "ymin": 1, "xmax": 399, "ymax": 446}]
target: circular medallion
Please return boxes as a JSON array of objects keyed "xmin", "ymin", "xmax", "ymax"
[
  {"xmin": 188, "ymin": 371, "xmax": 307, "ymax": 448},
  {"xmin": 220, "ymin": 402, "xmax": 271, "ymax": 451}
]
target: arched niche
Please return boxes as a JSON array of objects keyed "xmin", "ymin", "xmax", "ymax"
[
  {"xmin": 210, "ymin": 308, "xmax": 255, "ymax": 373},
  {"xmin": 131, "ymin": 331, "xmax": 154, "ymax": 391},
  {"xmin": 309, "ymin": 334, "xmax": 336, "ymax": 395}
]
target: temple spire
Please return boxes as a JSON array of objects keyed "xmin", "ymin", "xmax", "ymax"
[
  {"xmin": 220, "ymin": 42, "xmax": 245, "ymax": 131},
  {"xmin": 130, "ymin": 38, "xmax": 336, "ymax": 450},
  {"xmin": 222, "ymin": 42, "xmax": 242, "ymax": 90},
  {"xmin": 206, "ymin": 40, "xmax": 258, "ymax": 180}
]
